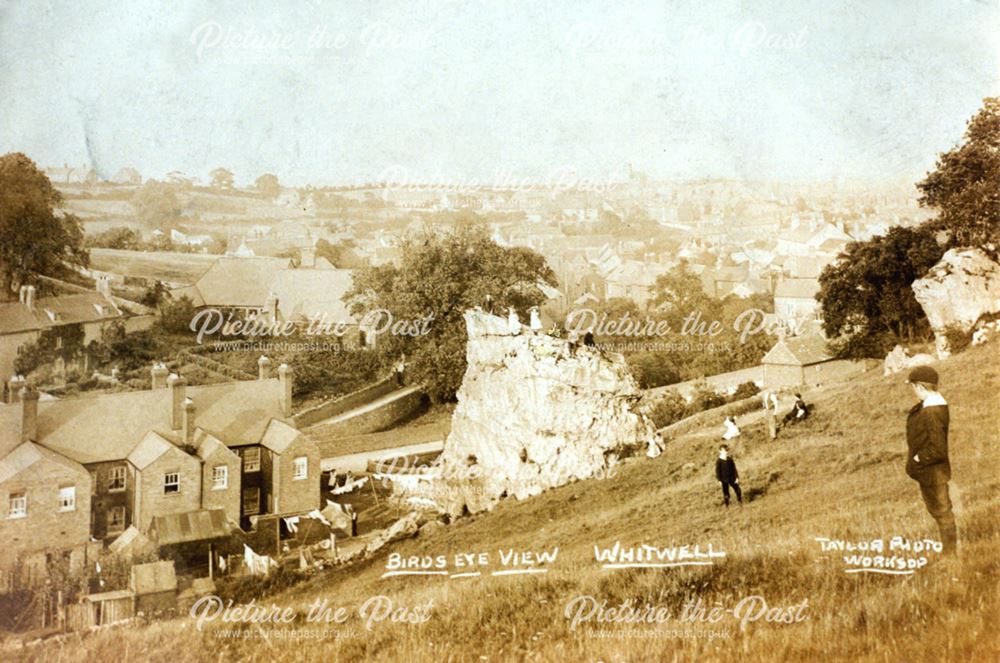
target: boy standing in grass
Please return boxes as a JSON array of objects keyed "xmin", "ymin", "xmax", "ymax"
[
  {"xmin": 905, "ymin": 366, "xmax": 957, "ymax": 555},
  {"xmin": 715, "ymin": 445, "xmax": 742, "ymax": 507}
]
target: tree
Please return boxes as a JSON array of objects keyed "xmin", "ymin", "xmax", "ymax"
[
  {"xmin": 649, "ymin": 261, "xmax": 717, "ymax": 329},
  {"xmin": 917, "ymin": 97, "xmax": 1000, "ymax": 251},
  {"xmin": 157, "ymin": 295, "xmax": 196, "ymax": 334},
  {"xmin": 255, "ymin": 173, "xmax": 280, "ymax": 198},
  {"xmin": 131, "ymin": 180, "xmax": 182, "ymax": 228},
  {"xmin": 348, "ymin": 227, "xmax": 556, "ymax": 401},
  {"xmin": 210, "ymin": 168, "xmax": 235, "ymax": 190},
  {"xmin": 0, "ymin": 153, "xmax": 89, "ymax": 298},
  {"xmin": 817, "ymin": 225, "xmax": 944, "ymax": 358},
  {"xmin": 85, "ymin": 226, "xmax": 141, "ymax": 250}
]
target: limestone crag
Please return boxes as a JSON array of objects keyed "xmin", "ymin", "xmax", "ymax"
[
  {"xmin": 912, "ymin": 248, "xmax": 1000, "ymax": 357},
  {"xmin": 417, "ymin": 309, "xmax": 660, "ymax": 517}
]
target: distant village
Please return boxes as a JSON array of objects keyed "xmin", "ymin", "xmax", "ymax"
[{"xmin": 0, "ymin": 162, "xmax": 927, "ymax": 631}]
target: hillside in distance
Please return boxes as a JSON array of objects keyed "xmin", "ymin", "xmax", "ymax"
[{"xmin": 16, "ymin": 342, "xmax": 1000, "ymax": 663}]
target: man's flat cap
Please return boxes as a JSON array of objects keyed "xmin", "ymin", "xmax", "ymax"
[{"xmin": 907, "ymin": 365, "xmax": 939, "ymax": 386}]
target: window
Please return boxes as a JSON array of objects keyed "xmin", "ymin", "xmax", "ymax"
[
  {"xmin": 58, "ymin": 486, "xmax": 76, "ymax": 512},
  {"xmin": 242, "ymin": 447, "xmax": 261, "ymax": 473},
  {"xmin": 108, "ymin": 466, "xmax": 126, "ymax": 492},
  {"xmin": 242, "ymin": 487, "xmax": 260, "ymax": 515},
  {"xmin": 164, "ymin": 472, "xmax": 180, "ymax": 494},
  {"xmin": 292, "ymin": 457, "xmax": 308, "ymax": 481},
  {"xmin": 107, "ymin": 506, "xmax": 125, "ymax": 534},
  {"xmin": 8, "ymin": 492, "xmax": 27, "ymax": 519},
  {"xmin": 212, "ymin": 465, "xmax": 228, "ymax": 490}
]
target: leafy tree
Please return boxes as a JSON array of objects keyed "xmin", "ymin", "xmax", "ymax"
[
  {"xmin": 255, "ymin": 173, "xmax": 280, "ymax": 198},
  {"xmin": 131, "ymin": 180, "xmax": 182, "ymax": 228},
  {"xmin": 140, "ymin": 280, "xmax": 167, "ymax": 307},
  {"xmin": 210, "ymin": 168, "xmax": 235, "ymax": 189},
  {"xmin": 157, "ymin": 295, "xmax": 197, "ymax": 334},
  {"xmin": 348, "ymin": 227, "xmax": 556, "ymax": 401},
  {"xmin": 917, "ymin": 97, "xmax": 1000, "ymax": 251},
  {"xmin": 649, "ymin": 261, "xmax": 717, "ymax": 329},
  {"xmin": 0, "ymin": 153, "xmax": 89, "ymax": 297},
  {"xmin": 818, "ymin": 225, "xmax": 944, "ymax": 358},
  {"xmin": 85, "ymin": 226, "xmax": 142, "ymax": 250}
]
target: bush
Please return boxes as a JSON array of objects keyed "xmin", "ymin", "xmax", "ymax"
[
  {"xmin": 729, "ymin": 381, "xmax": 760, "ymax": 402},
  {"xmin": 647, "ymin": 390, "xmax": 688, "ymax": 429}
]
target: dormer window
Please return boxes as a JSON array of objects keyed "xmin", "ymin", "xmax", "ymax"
[
  {"xmin": 93, "ymin": 304, "xmax": 105, "ymax": 315},
  {"xmin": 45, "ymin": 310, "xmax": 57, "ymax": 322}
]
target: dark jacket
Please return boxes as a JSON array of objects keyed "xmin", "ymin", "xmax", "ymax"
[
  {"xmin": 715, "ymin": 457, "xmax": 738, "ymax": 483},
  {"xmin": 905, "ymin": 402, "xmax": 950, "ymax": 483}
]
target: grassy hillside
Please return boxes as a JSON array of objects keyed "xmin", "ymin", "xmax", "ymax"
[{"xmin": 13, "ymin": 343, "xmax": 1000, "ymax": 662}]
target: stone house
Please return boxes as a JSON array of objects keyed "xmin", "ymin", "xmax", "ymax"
[
  {"xmin": 0, "ymin": 388, "xmax": 93, "ymax": 585},
  {"xmin": 0, "ymin": 285, "xmax": 128, "ymax": 390},
  {"xmin": 0, "ymin": 362, "xmax": 315, "ymax": 561}
]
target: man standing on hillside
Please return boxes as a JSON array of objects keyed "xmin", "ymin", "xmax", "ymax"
[
  {"xmin": 905, "ymin": 366, "xmax": 957, "ymax": 555},
  {"xmin": 715, "ymin": 445, "xmax": 742, "ymax": 507}
]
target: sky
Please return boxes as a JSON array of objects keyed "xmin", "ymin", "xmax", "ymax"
[{"xmin": 0, "ymin": 0, "xmax": 998, "ymax": 187}]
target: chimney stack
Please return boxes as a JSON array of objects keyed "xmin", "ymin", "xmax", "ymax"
[
  {"xmin": 168, "ymin": 374, "xmax": 187, "ymax": 430},
  {"xmin": 21, "ymin": 386, "xmax": 39, "ymax": 443},
  {"xmin": 151, "ymin": 362, "xmax": 170, "ymax": 389},
  {"xmin": 182, "ymin": 397, "xmax": 196, "ymax": 445},
  {"xmin": 22, "ymin": 285, "xmax": 36, "ymax": 311},
  {"xmin": 278, "ymin": 364, "xmax": 293, "ymax": 418},
  {"xmin": 7, "ymin": 375, "xmax": 26, "ymax": 404},
  {"xmin": 257, "ymin": 355, "xmax": 272, "ymax": 380}
]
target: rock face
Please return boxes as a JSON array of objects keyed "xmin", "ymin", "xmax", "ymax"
[
  {"xmin": 912, "ymin": 248, "xmax": 1000, "ymax": 358},
  {"xmin": 882, "ymin": 345, "xmax": 935, "ymax": 376},
  {"xmin": 412, "ymin": 309, "xmax": 660, "ymax": 518}
]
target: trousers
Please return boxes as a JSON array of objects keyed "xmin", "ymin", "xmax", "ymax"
[
  {"xmin": 918, "ymin": 479, "xmax": 957, "ymax": 554},
  {"xmin": 721, "ymin": 480, "xmax": 742, "ymax": 506}
]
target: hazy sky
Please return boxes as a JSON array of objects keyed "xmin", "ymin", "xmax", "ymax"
[{"xmin": 1, "ymin": 0, "xmax": 997, "ymax": 186}]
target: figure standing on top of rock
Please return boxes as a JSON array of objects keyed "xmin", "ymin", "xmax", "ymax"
[
  {"xmin": 715, "ymin": 445, "xmax": 742, "ymax": 507},
  {"xmin": 484, "ymin": 293, "xmax": 494, "ymax": 315},
  {"xmin": 583, "ymin": 330, "xmax": 596, "ymax": 347},
  {"xmin": 529, "ymin": 306, "xmax": 542, "ymax": 332},
  {"xmin": 904, "ymin": 366, "xmax": 957, "ymax": 555},
  {"xmin": 507, "ymin": 306, "xmax": 521, "ymax": 334},
  {"xmin": 394, "ymin": 354, "xmax": 407, "ymax": 386}
]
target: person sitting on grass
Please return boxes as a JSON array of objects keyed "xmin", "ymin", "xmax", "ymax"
[{"xmin": 782, "ymin": 393, "xmax": 810, "ymax": 425}]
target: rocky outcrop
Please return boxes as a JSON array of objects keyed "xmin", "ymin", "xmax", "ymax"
[
  {"xmin": 912, "ymin": 248, "xmax": 1000, "ymax": 358},
  {"xmin": 882, "ymin": 345, "xmax": 935, "ymax": 376},
  {"xmin": 409, "ymin": 309, "xmax": 660, "ymax": 518}
]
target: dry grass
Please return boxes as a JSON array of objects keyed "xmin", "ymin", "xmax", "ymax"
[{"xmin": 11, "ymin": 343, "xmax": 1000, "ymax": 662}]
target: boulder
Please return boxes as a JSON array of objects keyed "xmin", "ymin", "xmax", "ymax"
[
  {"xmin": 882, "ymin": 344, "xmax": 935, "ymax": 376},
  {"xmin": 912, "ymin": 248, "xmax": 1000, "ymax": 358},
  {"xmin": 411, "ymin": 309, "xmax": 659, "ymax": 518}
]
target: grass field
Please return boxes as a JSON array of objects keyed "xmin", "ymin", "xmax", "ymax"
[{"xmin": 10, "ymin": 342, "xmax": 999, "ymax": 662}]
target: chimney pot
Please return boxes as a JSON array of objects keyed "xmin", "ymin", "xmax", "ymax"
[
  {"xmin": 151, "ymin": 362, "xmax": 170, "ymax": 389},
  {"xmin": 258, "ymin": 355, "xmax": 272, "ymax": 380}
]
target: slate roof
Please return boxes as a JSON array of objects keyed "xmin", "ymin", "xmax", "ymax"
[
  {"xmin": 0, "ymin": 379, "xmax": 288, "ymax": 465},
  {"xmin": 0, "ymin": 441, "xmax": 89, "ymax": 483},
  {"xmin": 761, "ymin": 334, "xmax": 833, "ymax": 366},
  {"xmin": 256, "ymin": 418, "xmax": 301, "ymax": 454},
  {"xmin": 0, "ymin": 293, "xmax": 122, "ymax": 335},
  {"xmin": 181, "ymin": 257, "xmax": 287, "ymax": 308},
  {"xmin": 270, "ymin": 268, "xmax": 356, "ymax": 323}
]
